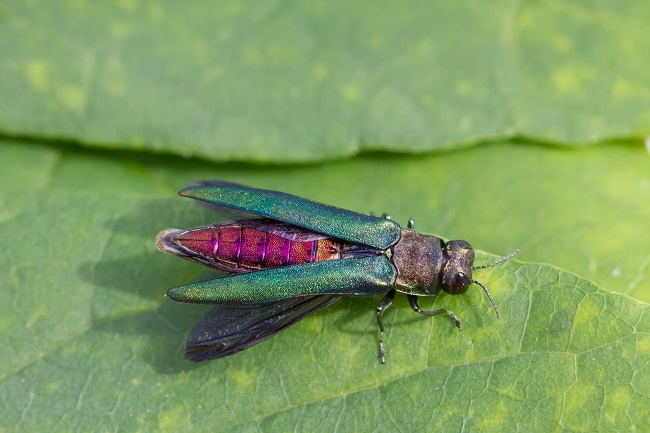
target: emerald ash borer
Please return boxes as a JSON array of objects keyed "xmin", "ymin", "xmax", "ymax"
[{"xmin": 157, "ymin": 181, "xmax": 519, "ymax": 363}]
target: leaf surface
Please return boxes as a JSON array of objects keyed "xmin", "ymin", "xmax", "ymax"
[
  {"xmin": 0, "ymin": 140, "xmax": 648, "ymax": 432},
  {"xmin": 1, "ymin": 1, "xmax": 649, "ymax": 161}
]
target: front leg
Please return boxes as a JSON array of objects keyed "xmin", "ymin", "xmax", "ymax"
[{"xmin": 407, "ymin": 295, "xmax": 462, "ymax": 331}]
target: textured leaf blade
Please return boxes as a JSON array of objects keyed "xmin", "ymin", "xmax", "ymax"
[
  {"xmin": 1, "ymin": 1, "xmax": 649, "ymax": 161},
  {"xmin": 0, "ymin": 139, "xmax": 648, "ymax": 432}
]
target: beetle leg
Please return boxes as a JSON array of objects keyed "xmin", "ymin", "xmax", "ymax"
[
  {"xmin": 407, "ymin": 217, "xmax": 415, "ymax": 229},
  {"xmin": 381, "ymin": 213, "xmax": 392, "ymax": 220},
  {"xmin": 407, "ymin": 295, "xmax": 462, "ymax": 331},
  {"xmin": 376, "ymin": 290, "xmax": 396, "ymax": 363}
]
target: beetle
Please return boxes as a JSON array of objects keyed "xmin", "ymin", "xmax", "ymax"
[{"xmin": 157, "ymin": 181, "xmax": 519, "ymax": 362}]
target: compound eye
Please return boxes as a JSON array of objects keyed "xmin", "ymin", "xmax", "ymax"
[{"xmin": 452, "ymin": 272, "xmax": 469, "ymax": 294}]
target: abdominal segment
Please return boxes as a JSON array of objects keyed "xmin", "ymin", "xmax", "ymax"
[{"xmin": 170, "ymin": 219, "xmax": 345, "ymax": 273}]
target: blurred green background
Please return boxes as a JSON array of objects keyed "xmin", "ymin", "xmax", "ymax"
[{"xmin": 1, "ymin": 1, "xmax": 648, "ymax": 432}]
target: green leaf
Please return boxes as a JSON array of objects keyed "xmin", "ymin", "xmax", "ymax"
[
  {"xmin": 2, "ymin": 1, "xmax": 649, "ymax": 430},
  {"xmin": 0, "ymin": 139, "xmax": 648, "ymax": 432},
  {"xmin": 2, "ymin": 1, "xmax": 650, "ymax": 162}
]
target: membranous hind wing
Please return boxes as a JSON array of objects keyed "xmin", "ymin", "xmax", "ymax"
[{"xmin": 185, "ymin": 295, "xmax": 343, "ymax": 361}]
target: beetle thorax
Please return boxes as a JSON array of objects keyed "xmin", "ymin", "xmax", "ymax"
[{"xmin": 392, "ymin": 230, "xmax": 444, "ymax": 295}]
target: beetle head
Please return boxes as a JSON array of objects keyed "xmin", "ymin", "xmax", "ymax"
[
  {"xmin": 440, "ymin": 240, "xmax": 475, "ymax": 295},
  {"xmin": 441, "ymin": 242, "xmax": 520, "ymax": 321}
]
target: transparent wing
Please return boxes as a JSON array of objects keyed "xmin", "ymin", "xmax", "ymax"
[{"xmin": 185, "ymin": 295, "xmax": 343, "ymax": 361}]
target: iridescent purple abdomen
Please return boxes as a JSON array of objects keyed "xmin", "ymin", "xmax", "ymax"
[{"xmin": 164, "ymin": 219, "xmax": 343, "ymax": 273}]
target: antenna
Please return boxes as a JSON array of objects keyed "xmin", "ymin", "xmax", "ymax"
[
  {"xmin": 471, "ymin": 249, "xmax": 520, "ymax": 271},
  {"xmin": 470, "ymin": 249, "xmax": 520, "ymax": 320},
  {"xmin": 471, "ymin": 279, "xmax": 500, "ymax": 319}
]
